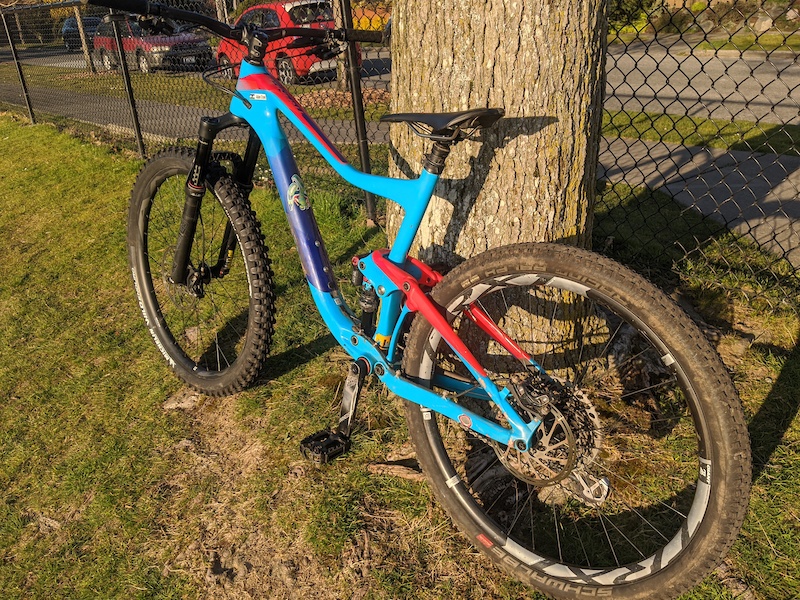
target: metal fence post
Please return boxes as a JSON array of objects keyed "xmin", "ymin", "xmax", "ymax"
[
  {"xmin": 110, "ymin": 10, "xmax": 146, "ymax": 158},
  {"xmin": 339, "ymin": 0, "xmax": 377, "ymax": 226},
  {"xmin": 1, "ymin": 10, "xmax": 35, "ymax": 124},
  {"xmin": 73, "ymin": 6, "xmax": 96, "ymax": 75}
]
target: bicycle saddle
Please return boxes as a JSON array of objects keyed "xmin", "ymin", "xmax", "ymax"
[{"xmin": 380, "ymin": 108, "xmax": 504, "ymax": 142}]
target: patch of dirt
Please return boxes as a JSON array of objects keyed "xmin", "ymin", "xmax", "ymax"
[
  {"xmin": 716, "ymin": 558, "xmax": 757, "ymax": 600},
  {"xmin": 154, "ymin": 392, "xmax": 344, "ymax": 599},
  {"xmin": 16, "ymin": 491, "xmax": 97, "ymax": 552},
  {"xmin": 163, "ymin": 388, "xmax": 203, "ymax": 411},
  {"xmin": 150, "ymin": 387, "xmax": 515, "ymax": 599}
]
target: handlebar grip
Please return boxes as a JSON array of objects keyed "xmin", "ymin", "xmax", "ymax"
[{"xmin": 346, "ymin": 29, "xmax": 385, "ymax": 44}]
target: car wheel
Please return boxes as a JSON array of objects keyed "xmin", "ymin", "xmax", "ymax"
[
  {"xmin": 276, "ymin": 58, "xmax": 297, "ymax": 85},
  {"xmin": 218, "ymin": 54, "xmax": 234, "ymax": 79},
  {"xmin": 137, "ymin": 53, "xmax": 151, "ymax": 74},
  {"xmin": 99, "ymin": 49, "xmax": 115, "ymax": 72}
]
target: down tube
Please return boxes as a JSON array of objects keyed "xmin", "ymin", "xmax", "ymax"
[{"xmin": 258, "ymin": 112, "xmax": 338, "ymax": 294}]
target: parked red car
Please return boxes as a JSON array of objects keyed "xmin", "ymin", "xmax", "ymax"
[
  {"xmin": 93, "ymin": 18, "xmax": 212, "ymax": 74},
  {"xmin": 216, "ymin": 0, "xmax": 344, "ymax": 84}
]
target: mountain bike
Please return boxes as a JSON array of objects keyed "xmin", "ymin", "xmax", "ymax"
[{"xmin": 84, "ymin": 1, "xmax": 751, "ymax": 597}]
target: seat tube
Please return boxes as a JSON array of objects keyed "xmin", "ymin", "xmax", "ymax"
[{"xmin": 387, "ymin": 168, "xmax": 440, "ymax": 265}]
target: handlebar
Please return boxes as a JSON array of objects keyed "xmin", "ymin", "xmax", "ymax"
[
  {"xmin": 81, "ymin": 0, "xmax": 385, "ymax": 44},
  {"xmin": 82, "ymin": 0, "xmax": 242, "ymax": 41}
]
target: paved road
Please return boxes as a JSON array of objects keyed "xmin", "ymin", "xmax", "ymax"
[
  {"xmin": 599, "ymin": 137, "xmax": 800, "ymax": 267},
  {"xmin": 606, "ymin": 36, "xmax": 800, "ymax": 126},
  {"xmin": 2, "ymin": 43, "xmax": 798, "ymax": 267}
]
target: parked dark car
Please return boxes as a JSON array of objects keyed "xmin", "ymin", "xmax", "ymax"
[
  {"xmin": 61, "ymin": 16, "xmax": 102, "ymax": 52},
  {"xmin": 216, "ymin": 0, "xmax": 351, "ymax": 84},
  {"xmin": 93, "ymin": 18, "xmax": 212, "ymax": 73}
]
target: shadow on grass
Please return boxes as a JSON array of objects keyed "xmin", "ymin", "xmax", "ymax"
[
  {"xmin": 747, "ymin": 337, "xmax": 800, "ymax": 480},
  {"xmin": 595, "ymin": 181, "xmax": 800, "ymax": 481},
  {"xmin": 254, "ymin": 334, "xmax": 339, "ymax": 386}
]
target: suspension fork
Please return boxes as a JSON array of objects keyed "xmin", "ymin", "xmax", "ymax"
[{"xmin": 170, "ymin": 113, "xmax": 250, "ymax": 285}]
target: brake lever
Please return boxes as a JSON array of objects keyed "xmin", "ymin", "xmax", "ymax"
[{"xmin": 313, "ymin": 41, "xmax": 345, "ymax": 61}]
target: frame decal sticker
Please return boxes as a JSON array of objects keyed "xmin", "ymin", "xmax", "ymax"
[{"xmin": 288, "ymin": 174, "xmax": 310, "ymax": 210}]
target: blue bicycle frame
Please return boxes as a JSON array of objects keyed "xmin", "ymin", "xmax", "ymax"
[{"xmin": 229, "ymin": 61, "xmax": 541, "ymax": 451}]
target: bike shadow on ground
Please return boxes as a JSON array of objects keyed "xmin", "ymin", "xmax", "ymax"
[
  {"xmin": 388, "ymin": 115, "xmax": 558, "ymax": 266},
  {"xmin": 746, "ymin": 333, "xmax": 800, "ymax": 482}
]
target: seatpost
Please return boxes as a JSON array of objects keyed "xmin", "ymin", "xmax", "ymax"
[{"xmin": 422, "ymin": 141, "xmax": 452, "ymax": 175}]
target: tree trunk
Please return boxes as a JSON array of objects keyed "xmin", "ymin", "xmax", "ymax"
[
  {"xmin": 387, "ymin": 0, "xmax": 606, "ymax": 267},
  {"xmin": 215, "ymin": 0, "xmax": 228, "ymax": 25},
  {"xmin": 333, "ymin": 0, "xmax": 348, "ymax": 91}
]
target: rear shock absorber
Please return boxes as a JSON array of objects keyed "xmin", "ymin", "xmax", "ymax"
[{"xmin": 352, "ymin": 256, "xmax": 377, "ymax": 338}]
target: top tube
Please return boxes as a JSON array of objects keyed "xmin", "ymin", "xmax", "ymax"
[{"xmin": 230, "ymin": 61, "xmax": 441, "ymax": 265}]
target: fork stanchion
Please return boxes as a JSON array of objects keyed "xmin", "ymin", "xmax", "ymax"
[{"xmin": 339, "ymin": 0, "xmax": 377, "ymax": 226}]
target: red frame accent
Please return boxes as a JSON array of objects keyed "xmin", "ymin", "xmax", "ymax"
[
  {"xmin": 371, "ymin": 250, "xmax": 532, "ymax": 376},
  {"xmin": 463, "ymin": 304, "xmax": 533, "ymax": 362},
  {"xmin": 238, "ymin": 73, "xmax": 347, "ymax": 164},
  {"xmin": 371, "ymin": 250, "xmax": 488, "ymax": 378}
]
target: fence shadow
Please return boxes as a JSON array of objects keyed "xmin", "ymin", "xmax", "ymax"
[
  {"xmin": 748, "ymin": 336, "xmax": 800, "ymax": 481},
  {"xmin": 595, "ymin": 182, "xmax": 800, "ymax": 486}
]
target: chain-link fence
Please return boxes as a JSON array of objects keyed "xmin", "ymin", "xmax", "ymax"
[
  {"xmin": 1, "ymin": 0, "xmax": 799, "ymax": 307},
  {"xmin": 599, "ymin": 0, "xmax": 800, "ymax": 309},
  {"xmin": 0, "ymin": 0, "xmax": 389, "ymax": 148}
]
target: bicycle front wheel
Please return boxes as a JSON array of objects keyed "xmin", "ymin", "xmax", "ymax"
[
  {"xmin": 402, "ymin": 243, "xmax": 750, "ymax": 599},
  {"xmin": 128, "ymin": 148, "xmax": 275, "ymax": 395}
]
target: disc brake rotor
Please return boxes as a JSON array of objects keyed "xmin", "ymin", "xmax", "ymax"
[
  {"xmin": 490, "ymin": 374, "xmax": 608, "ymax": 503},
  {"xmin": 493, "ymin": 405, "xmax": 577, "ymax": 485}
]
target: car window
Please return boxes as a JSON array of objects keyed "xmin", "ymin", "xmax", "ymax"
[
  {"xmin": 96, "ymin": 21, "xmax": 113, "ymax": 37},
  {"xmin": 239, "ymin": 10, "xmax": 261, "ymax": 27},
  {"xmin": 264, "ymin": 9, "xmax": 280, "ymax": 28},
  {"xmin": 288, "ymin": 2, "xmax": 332, "ymax": 25},
  {"xmin": 129, "ymin": 22, "xmax": 143, "ymax": 37},
  {"xmin": 240, "ymin": 9, "xmax": 280, "ymax": 29}
]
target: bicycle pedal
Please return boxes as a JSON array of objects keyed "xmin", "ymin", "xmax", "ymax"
[{"xmin": 299, "ymin": 429, "xmax": 351, "ymax": 466}]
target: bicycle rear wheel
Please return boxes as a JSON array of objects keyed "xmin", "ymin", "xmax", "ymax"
[
  {"xmin": 402, "ymin": 243, "xmax": 750, "ymax": 599},
  {"xmin": 128, "ymin": 148, "xmax": 275, "ymax": 395}
]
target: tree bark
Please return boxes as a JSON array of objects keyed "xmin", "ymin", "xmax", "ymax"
[{"xmin": 387, "ymin": 0, "xmax": 606, "ymax": 267}]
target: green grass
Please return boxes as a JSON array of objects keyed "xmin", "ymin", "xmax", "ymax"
[
  {"xmin": 696, "ymin": 33, "xmax": 800, "ymax": 53},
  {"xmin": 1, "ymin": 114, "xmax": 799, "ymax": 599},
  {"xmin": 596, "ymin": 181, "xmax": 800, "ymax": 309},
  {"xmin": 602, "ymin": 110, "xmax": 800, "ymax": 157},
  {"xmin": 595, "ymin": 181, "xmax": 800, "ymax": 600}
]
